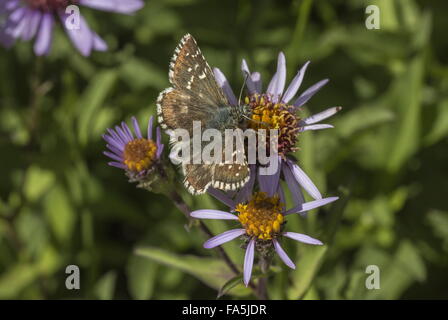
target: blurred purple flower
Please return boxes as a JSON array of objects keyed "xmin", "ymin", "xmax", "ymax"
[
  {"xmin": 0, "ymin": 0, "xmax": 144, "ymax": 56},
  {"xmin": 103, "ymin": 116, "xmax": 164, "ymax": 181},
  {"xmin": 194, "ymin": 181, "xmax": 338, "ymax": 287},
  {"xmin": 213, "ymin": 53, "xmax": 341, "ymax": 209}
]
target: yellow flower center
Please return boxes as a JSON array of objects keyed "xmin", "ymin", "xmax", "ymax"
[
  {"xmin": 123, "ymin": 138, "xmax": 157, "ymax": 172},
  {"xmin": 236, "ymin": 192, "xmax": 284, "ymax": 240},
  {"xmin": 246, "ymin": 94, "xmax": 300, "ymax": 157}
]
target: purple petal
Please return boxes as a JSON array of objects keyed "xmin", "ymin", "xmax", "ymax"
[
  {"xmin": 155, "ymin": 127, "xmax": 164, "ymax": 158},
  {"xmin": 22, "ymin": 9, "xmax": 41, "ymax": 41},
  {"xmin": 240, "ymin": 60, "xmax": 258, "ymax": 95},
  {"xmin": 300, "ymin": 124, "xmax": 334, "ymax": 132},
  {"xmin": 294, "ymin": 79, "xmax": 329, "ymax": 108},
  {"xmin": 287, "ymin": 160, "xmax": 322, "ymax": 200},
  {"xmin": 103, "ymin": 151, "xmax": 123, "ymax": 162},
  {"xmin": 9, "ymin": 6, "xmax": 25, "ymax": 23},
  {"xmin": 271, "ymin": 52, "xmax": 286, "ymax": 102},
  {"xmin": 121, "ymin": 122, "xmax": 134, "ymax": 141},
  {"xmin": 131, "ymin": 117, "xmax": 142, "ymax": 139},
  {"xmin": 208, "ymin": 188, "xmax": 237, "ymax": 209},
  {"xmin": 107, "ymin": 128, "xmax": 126, "ymax": 145},
  {"xmin": 243, "ymin": 238, "xmax": 255, "ymax": 287},
  {"xmin": 103, "ymin": 134, "xmax": 125, "ymax": 151},
  {"xmin": 257, "ymin": 157, "xmax": 281, "ymax": 197},
  {"xmin": 203, "ymin": 229, "xmax": 246, "ymax": 249},
  {"xmin": 284, "ymin": 197, "xmax": 339, "ymax": 215},
  {"xmin": 301, "ymin": 106, "xmax": 341, "ymax": 125},
  {"xmin": 108, "ymin": 161, "xmax": 126, "ymax": 169},
  {"xmin": 251, "ymin": 72, "xmax": 262, "ymax": 93},
  {"xmin": 79, "ymin": 0, "xmax": 144, "ymax": 14},
  {"xmin": 281, "ymin": 161, "xmax": 305, "ymax": 213},
  {"xmin": 283, "ymin": 232, "xmax": 323, "ymax": 245},
  {"xmin": 92, "ymin": 32, "xmax": 108, "ymax": 51},
  {"xmin": 115, "ymin": 125, "xmax": 131, "ymax": 143},
  {"xmin": 33, "ymin": 12, "xmax": 53, "ymax": 56},
  {"xmin": 190, "ymin": 209, "xmax": 238, "ymax": 220},
  {"xmin": 106, "ymin": 143, "xmax": 123, "ymax": 156},
  {"xmin": 147, "ymin": 116, "xmax": 154, "ymax": 140},
  {"xmin": 235, "ymin": 164, "xmax": 256, "ymax": 204},
  {"xmin": 61, "ymin": 12, "xmax": 93, "ymax": 57},
  {"xmin": 277, "ymin": 182, "xmax": 286, "ymax": 207},
  {"xmin": 273, "ymin": 239, "xmax": 295, "ymax": 269},
  {"xmin": 213, "ymin": 67, "xmax": 238, "ymax": 106},
  {"xmin": 266, "ymin": 72, "xmax": 278, "ymax": 97},
  {"xmin": 282, "ymin": 61, "xmax": 310, "ymax": 103}
]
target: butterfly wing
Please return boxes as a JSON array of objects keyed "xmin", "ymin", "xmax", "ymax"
[
  {"xmin": 158, "ymin": 34, "xmax": 250, "ymax": 195},
  {"xmin": 157, "ymin": 34, "xmax": 228, "ymax": 134}
]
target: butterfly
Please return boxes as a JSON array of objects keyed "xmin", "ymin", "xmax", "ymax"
[{"xmin": 157, "ymin": 34, "xmax": 251, "ymax": 194}]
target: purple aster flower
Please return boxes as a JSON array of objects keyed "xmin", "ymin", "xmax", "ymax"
[
  {"xmin": 196, "ymin": 182, "xmax": 338, "ymax": 287},
  {"xmin": 213, "ymin": 53, "xmax": 341, "ymax": 207},
  {"xmin": 103, "ymin": 116, "xmax": 165, "ymax": 186},
  {"xmin": 0, "ymin": 0, "xmax": 144, "ymax": 56}
]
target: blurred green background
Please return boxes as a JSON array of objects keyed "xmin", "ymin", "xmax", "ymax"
[{"xmin": 1, "ymin": 0, "xmax": 447, "ymax": 299}]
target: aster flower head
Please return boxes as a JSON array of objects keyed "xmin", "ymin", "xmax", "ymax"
[
  {"xmin": 0, "ymin": 0, "xmax": 144, "ymax": 56},
  {"xmin": 213, "ymin": 52, "xmax": 341, "ymax": 207},
  {"xmin": 103, "ymin": 116, "xmax": 165, "ymax": 189},
  {"xmin": 193, "ymin": 182, "xmax": 338, "ymax": 287}
]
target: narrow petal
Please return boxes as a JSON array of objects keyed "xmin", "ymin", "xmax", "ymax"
[
  {"xmin": 33, "ymin": 12, "xmax": 53, "ymax": 56},
  {"xmin": 92, "ymin": 32, "xmax": 108, "ymax": 51},
  {"xmin": 108, "ymin": 161, "xmax": 126, "ymax": 169},
  {"xmin": 251, "ymin": 72, "xmax": 262, "ymax": 93},
  {"xmin": 277, "ymin": 182, "xmax": 286, "ymax": 207},
  {"xmin": 282, "ymin": 161, "xmax": 305, "ymax": 213},
  {"xmin": 271, "ymin": 52, "xmax": 286, "ymax": 102},
  {"xmin": 131, "ymin": 117, "xmax": 142, "ymax": 139},
  {"xmin": 107, "ymin": 128, "xmax": 126, "ymax": 145},
  {"xmin": 287, "ymin": 160, "xmax": 322, "ymax": 200},
  {"xmin": 240, "ymin": 60, "xmax": 257, "ymax": 95},
  {"xmin": 283, "ymin": 232, "xmax": 323, "ymax": 245},
  {"xmin": 266, "ymin": 72, "xmax": 278, "ymax": 96},
  {"xmin": 204, "ymin": 229, "xmax": 246, "ymax": 249},
  {"xmin": 301, "ymin": 124, "xmax": 334, "ymax": 132},
  {"xmin": 302, "ymin": 106, "xmax": 342, "ymax": 125},
  {"xmin": 258, "ymin": 157, "xmax": 281, "ymax": 197},
  {"xmin": 103, "ymin": 151, "xmax": 122, "ymax": 162},
  {"xmin": 121, "ymin": 122, "xmax": 134, "ymax": 141},
  {"xmin": 294, "ymin": 79, "xmax": 329, "ymax": 108},
  {"xmin": 213, "ymin": 67, "xmax": 238, "ymax": 106},
  {"xmin": 155, "ymin": 127, "xmax": 163, "ymax": 157},
  {"xmin": 190, "ymin": 209, "xmax": 238, "ymax": 220},
  {"xmin": 243, "ymin": 238, "xmax": 255, "ymax": 287},
  {"xmin": 79, "ymin": 0, "xmax": 144, "ymax": 14},
  {"xmin": 235, "ymin": 164, "xmax": 256, "ymax": 204},
  {"xmin": 273, "ymin": 239, "xmax": 296, "ymax": 269},
  {"xmin": 61, "ymin": 12, "xmax": 93, "ymax": 57},
  {"xmin": 103, "ymin": 134, "xmax": 124, "ymax": 151},
  {"xmin": 208, "ymin": 188, "xmax": 237, "ymax": 209},
  {"xmin": 114, "ymin": 125, "xmax": 131, "ymax": 143},
  {"xmin": 284, "ymin": 197, "xmax": 339, "ymax": 215},
  {"xmin": 282, "ymin": 61, "xmax": 310, "ymax": 103},
  {"xmin": 147, "ymin": 116, "xmax": 154, "ymax": 140},
  {"xmin": 22, "ymin": 9, "xmax": 41, "ymax": 41}
]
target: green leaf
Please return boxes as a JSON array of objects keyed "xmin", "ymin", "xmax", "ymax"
[
  {"xmin": 77, "ymin": 70, "xmax": 117, "ymax": 146},
  {"xmin": 135, "ymin": 246, "xmax": 251, "ymax": 297},
  {"xmin": 287, "ymin": 245, "xmax": 328, "ymax": 299},
  {"xmin": 23, "ymin": 166, "xmax": 55, "ymax": 202},
  {"xmin": 217, "ymin": 271, "xmax": 263, "ymax": 299},
  {"xmin": 95, "ymin": 271, "xmax": 117, "ymax": 300},
  {"xmin": 126, "ymin": 255, "xmax": 158, "ymax": 300},
  {"xmin": 44, "ymin": 186, "xmax": 76, "ymax": 245}
]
